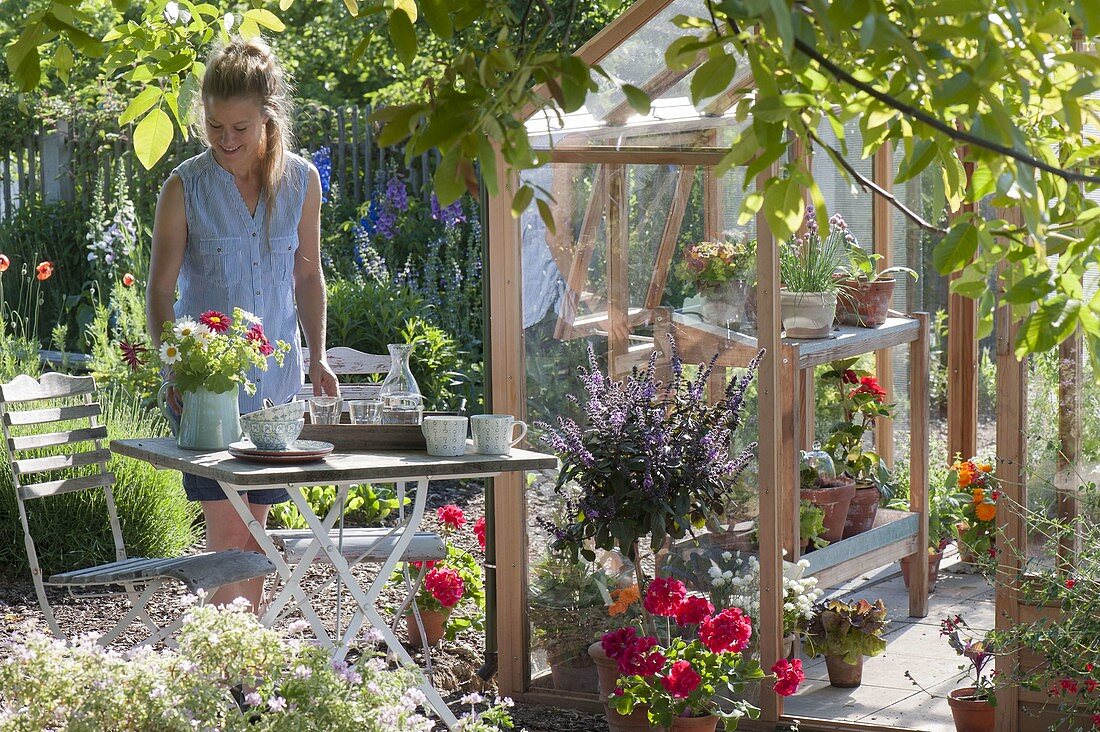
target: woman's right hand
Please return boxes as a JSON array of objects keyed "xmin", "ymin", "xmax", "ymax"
[{"xmin": 162, "ymin": 367, "xmax": 183, "ymax": 414}]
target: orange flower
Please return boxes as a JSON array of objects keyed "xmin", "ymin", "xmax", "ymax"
[
  {"xmin": 975, "ymin": 503, "xmax": 996, "ymax": 522},
  {"xmin": 957, "ymin": 463, "xmax": 975, "ymax": 488},
  {"xmin": 972, "ymin": 488, "xmax": 985, "ymax": 505},
  {"xmin": 0, "ymin": 254, "xmax": 8, "ymax": 272},
  {"xmin": 35, "ymin": 261, "xmax": 53, "ymax": 281},
  {"xmin": 608, "ymin": 585, "xmax": 640, "ymax": 617},
  {"xmin": 122, "ymin": 272, "xmax": 135, "ymax": 287},
  {"xmin": 978, "ymin": 463, "xmax": 993, "ymax": 473}
]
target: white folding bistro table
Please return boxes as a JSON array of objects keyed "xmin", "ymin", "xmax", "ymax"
[{"xmin": 111, "ymin": 437, "xmax": 556, "ymax": 729}]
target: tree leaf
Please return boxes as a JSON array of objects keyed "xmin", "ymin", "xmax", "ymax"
[
  {"xmin": 932, "ymin": 222, "xmax": 978, "ymax": 275},
  {"xmin": 620, "ymin": 84, "xmax": 651, "ymax": 115},
  {"xmin": 511, "ymin": 185, "xmax": 534, "ymax": 219},
  {"xmin": 119, "ymin": 85, "xmax": 163, "ymax": 125},
  {"xmin": 689, "ymin": 54, "xmax": 735, "ymax": 105},
  {"xmin": 762, "ymin": 177, "xmax": 804, "ymax": 241},
  {"xmin": 53, "ymin": 42, "xmax": 72, "ymax": 84},
  {"xmin": 422, "ymin": 0, "xmax": 453, "ymax": 39},
  {"xmin": 133, "ymin": 107, "xmax": 174, "ymax": 170},
  {"xmin": 388, "ymin": 9, "xmax": 417, "ymax": 67},
  {"xmin": 537, "ymin": 198, "xmax": 556, "ymax": 235},
  {"xmin": 343, "ymin": 0, "xmax": 359, "ymax": 17},
  {"xmin": 243, "ymin": 8, "xmax": 285, "ymax": 31}
]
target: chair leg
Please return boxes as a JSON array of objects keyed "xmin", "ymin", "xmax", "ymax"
[{"xmin": 96, "ymin": 581, "xmax": 163, "ymax": 646}]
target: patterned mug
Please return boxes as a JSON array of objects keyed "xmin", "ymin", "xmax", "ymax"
[
  {"xmin": 470, "ymin": 414, "xmax": 527, "ymax": 455},
  {"xmin": 421, "ymin": 416, "xmax": 468, "ymax": 457}
]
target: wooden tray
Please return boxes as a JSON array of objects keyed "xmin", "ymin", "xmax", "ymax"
[{"xmin": 299, "ymin": 412, "xmax": 457, "ymax": 451}]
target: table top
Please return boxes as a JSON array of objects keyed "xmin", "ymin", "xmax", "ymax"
[{"xmin": 111, "ymin": 437, "xmax": 558, "ymax": 486}]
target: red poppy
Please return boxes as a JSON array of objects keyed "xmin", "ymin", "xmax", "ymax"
[
  {"xmin": 200, "ymin": 310, "xmax": 231, "ymax": 333},
  {"xmin": 122, "ymin": 273, "xmax": 135, "ymax": 287},
  {"xmin": 0, "ymin": 254, "xmax": 9, "ymax": 272},
  {"xmin": 35, "ymin": 261, "xmax": 53, "ymax": 281}
]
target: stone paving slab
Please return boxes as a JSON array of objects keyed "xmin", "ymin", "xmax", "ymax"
[{"xmin": 785, "ymin": 677, "xmax": 918, "ymax": 723}]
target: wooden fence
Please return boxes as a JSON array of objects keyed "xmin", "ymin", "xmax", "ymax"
[{"xmin": 0, "ymin": 104, "xmax": 437, "ymax": 219}]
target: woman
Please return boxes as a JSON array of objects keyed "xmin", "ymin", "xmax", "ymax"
[{"xmin": 146, "ymin": 36, "xmax": 338, "ymax": 612}]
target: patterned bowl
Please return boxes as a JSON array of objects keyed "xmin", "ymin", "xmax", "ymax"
[
  {"xmin": 241, "ymin": 417, "xmax": 304, "ymax": 451},
  {"xmin": 242, "ymin": 400, "xmax": 306, "ymax": 423}
]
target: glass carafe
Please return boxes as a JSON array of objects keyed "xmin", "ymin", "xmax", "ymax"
[{"xmin": 380, "ymin": 343, "xmax": 423, "ymax": 425}]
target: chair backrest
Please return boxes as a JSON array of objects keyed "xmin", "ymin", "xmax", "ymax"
[
  {"xmin": 297, "ymin": 346, "xmax": 390, "ymax": 402},
  {"xmin": 0, "ymin": 373, "xmax": 126, "ymax": 580}
]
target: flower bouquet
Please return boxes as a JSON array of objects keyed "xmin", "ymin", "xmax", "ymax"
[
  {"xmin": 948, "ymin": 456, "xmax": 999, "ymax": 562},
  {"xmin": 601, "ymin": 578, "xmax": 804, "ymax": 730},
  {"xmin": 679, "ymin": 234, "xmax": 757, "ymax": 329}
]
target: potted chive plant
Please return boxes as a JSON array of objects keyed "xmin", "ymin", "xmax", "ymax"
[{"xmin": 778, "ymin": 207, "xmax": 849, "ymax": 339}]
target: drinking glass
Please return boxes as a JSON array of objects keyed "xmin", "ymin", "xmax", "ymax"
[
  {"xmin": 308, "ymin": 396, "xmax": 343, "ymax": 425},
  {"xmin": 349, "ymin": 399, "xmax": 384, "ymax": 425}
]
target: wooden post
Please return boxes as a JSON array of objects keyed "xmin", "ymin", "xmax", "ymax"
[
  {"xmin": 606, "ymin": 164, "xmax": 630, "ymax": 376},
  {"xmin": 872, "ymin": 144, "xmax": 894, "ymax": 468},
  {"xmin": 702, "ymin": 129, "xmax": 721, "ymax": 240},
  {"xmin": 350, "ymin": 106, "xmax": 361, "ymax": 203},
  {"xmin": 907, "ymin": 312, "xmax": 930, "ymax": 616},
  {"xmin": 755, "ymin": 162, "xmax": 784, "ymax": 724},
  {"xmin": 799, "ymin": 368, "xmax": 814, "ymax": 450},
  {"xmin": 363, "ymin": 104, "xmax": 373, "ymax": 190},
  {"xmin": 485, "ymin": 146, "xmax": 528, "ymax": 698},
  {"xmin": 1057, "ymin": 331, "xmax": 1082, "ymax": 569}
]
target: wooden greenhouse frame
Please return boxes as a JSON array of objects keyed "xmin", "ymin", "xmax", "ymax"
[{"xmin": 481, "ymin": 1, "xmax": 1045, "ymax": 729}]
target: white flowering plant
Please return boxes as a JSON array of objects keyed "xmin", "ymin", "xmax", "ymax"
[
  {"xmin": 122, "ymin": 307, "xmax": 289, "ymax": 395},
  {"xmin": 706, "ymin": 553, "xmax": 823, "ymax": 638},
  {"xmin": 0, "ymin": 599, "xmax": 474, "ymax": 731}
]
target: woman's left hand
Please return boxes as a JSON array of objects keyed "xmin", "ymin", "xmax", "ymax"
[{"xmin": 309, "ymin": 359, "xmax": 340, "ymax": 397}]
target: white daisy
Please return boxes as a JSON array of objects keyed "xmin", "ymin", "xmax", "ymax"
[
  {"xmin": 191, "ymin": 324, "xmax": 213, "ymax": 346},
  {"xmin": 173, "ymin": 319, "xmax": 201, "ymax": 341},
  {"xmin": 160, "ymin": 342, "xmax": 181, "ymax": 364},
  {"xmin": 237, "ymin": 309, "xmax": 260, "ymax": 324}
]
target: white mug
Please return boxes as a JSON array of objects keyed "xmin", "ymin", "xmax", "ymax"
[
  {"xmin": 470, "ymin": 414, "xmax": 527, "ymax": 455},
  {"xmin": 421, "ymin": 416, "xmax": 468, "ymax": 457}
]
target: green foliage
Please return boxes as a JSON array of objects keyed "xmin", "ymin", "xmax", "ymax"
[
  {"xmin": 799, "ymin": 500, "xmax": 828, "ymax": 550},
  {"xmin": 0, "ymin": 387, "xmax": 199, "ymax": 577},
  {"xmin": 392, "ymin": 543, "xmax": 485, "ymax": 641},
  {"xmin": 529, "ymin": 551, "xmax": 629, "ymax": 660},
  {"xmin": 325, "ymin": 277, "xmax": 465, "ymax": 410},
  {"xmin": 87, "ymin": 277, "xmax": 159, "ymax": 399},
  {"xmin": 778, "ymin": 220, "xmax": 848, "ymax": 293},
  {"xmin": 818, "ymin": 359, "xmax": 895, "ymax": 500},
  {"xmin": 804, "ymin": 599, "xmax": 889, "ymax": 665},
  {"xmin": 267, "ymin": 483, "xmax": 401, "ymax": 531},
  {"xmin": 841, "ymin": 243, "xmax": 917, "ymax": 284}
]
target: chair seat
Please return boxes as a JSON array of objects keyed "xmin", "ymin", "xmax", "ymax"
[
  {"xmin": 269, "ymin": 528, "xmax": 447, "ymax": 565},
  {"xmin": 49, "ymin": 550, "xmax": 276, "ymax": 593}
]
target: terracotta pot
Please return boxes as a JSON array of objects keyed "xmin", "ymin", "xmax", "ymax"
[
  {"xmin": 700, "ymin": 280, "xmax": 750, "ymax": 329},
  {"xmin": 549, "ymin": 652, "xmax": 599, "ymax": 694},
  {"xmin": 824, "ymin": 654, "xmax": 864, "ymax": 688},
  {"xmin": 947, "ymin": 687, "xmax": 995, "ymax": 732},
  {"xmin": 836, "ymin": 278, "xmax": 896, "ymax": 327},
  {"xmin": 405, "ymin": 608, "xmax": 450, "ymax": 647},
  {"xmin": 800, "ymin": 475, "xmax": 857, "ymax": 543},
  {"xmin": 900, "ymin": 550, "xmax": 944, "ymax": 593},
  {"xmin": 669, "ymin": 715, "xmax": 719, "ymax": 731},
  {"xmin": 842, "ymin": 482, "xmax": 881, "ymax": 538},
  {"xmin": 589, "ymin": 642, "xmax": 664, "ymax": 732},
  {"xmin": 780, "ymin": 289, "xmax": 837, "ymax": 339},
  {"xmin": 783, "ymin": 633, "xmax": 797, "ymax": 661}
]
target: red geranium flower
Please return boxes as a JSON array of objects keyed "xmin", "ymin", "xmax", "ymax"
[
  {"xmin": 200, "ymin": 310, "xmax": 231, "ymax": 333},
  {"xmin": 601, "ymin": 627, "xmax": 639, "ymax": 663},
  {"xmin": 122, "ymin": 272, "xmax": 135, "ymax": 287},
  {"xmin": 660, "ymin": 660, "xmax": 701, "ymax": 698},
  {"xmin": 409, "ymin": 560, "xmax": 436, "ymax": 571},
  {"xmin": 643, "ymin": 577, "xmax": 686, "ymax": 617},
  {"xmin": 473, "ymin": 516, "xmax": 486, "ymax": 551},
  {"xmin": 850, "ymin": 375, "xmax": 886, "ymax": 402},
  {"xmin": 771, "ymin": 658, "xmax": 805, "ymax": 696},
  {"xmin": 699, "ymin": 606, "xmax": 753, "ymax": 654},
  {"xmin": 437, "ymin": 504, "xmax": 466, "ymax": 530},
  {"xmin": 423, "ymin": 566, "xmax": 464, "ymax": 608},
  {"xmin": 674, "ymin": 595, "xmax": 714, "ymax": 627},
  {"xmin": 0, "ymin": 254, "xmax": 9, "ymax": 272},
  {"xmin": 35, "ymin": 261, "xmax": 53, "ymax": 281}
]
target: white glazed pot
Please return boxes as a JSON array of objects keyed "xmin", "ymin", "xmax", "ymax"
[{"xmin": 780, "ymin": 289, "xmax": 837, "ymax": 339}]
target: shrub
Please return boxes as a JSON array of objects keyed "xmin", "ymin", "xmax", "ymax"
[
  {"xmin": 268, "ymin": 483, "xmax": 401, "ymax": 531},
  {"xmin": 86, "ymin": 275, "xmax": 158, "ymax": 399},
  {"xmin": 0, "ymin": 386, "xmax": 199, "ymax": 577}
]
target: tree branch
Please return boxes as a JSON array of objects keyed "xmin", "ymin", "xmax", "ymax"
[
  {"xmin": 793, "ymin": 36, "xmax": 1100, "ymax": 186},
  {"xmin": 807, "ymin": 128, "xmax": 947, "ymax": 235}
]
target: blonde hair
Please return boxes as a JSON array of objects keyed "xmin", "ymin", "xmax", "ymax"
[{"xmin": 199, "ymin": 36, "xmax": 295, "ymax": 218}]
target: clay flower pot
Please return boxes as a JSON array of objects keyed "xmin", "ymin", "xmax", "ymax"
[
  {"xmin": 800, "ymin": 475, "xmax": 857, "ymax": 543},
  {"xmin": 900, "ymin": 550, "xmax": 944, "ymax": 593},
  {"xmin": 669, "ymin": 715, "xmax": 719, "ymax": 731},
  {"xmin": 405, "ymin": 607, "xmax": 450, "ymax": 647},
  {"xmin": 836, "ymin": 278, "xmax": 897, "ymax": 327},
  {"xmin": 824, "ymin": 654, "xmax": 864, "ymax": 688},
  {"xmin": 842, "ymin": 481, "xmax": 881, "ymax": 538},
  {"xmin": 947, "ymin": 687, "xmax": 994, "ymax": 732},
  {"xmin": 548, "ymin": 650, "xmax": 599, "ymax": 694},
  {"xmin": 589, "ymin": 642, "xmax": 663, "ymax": 732}
]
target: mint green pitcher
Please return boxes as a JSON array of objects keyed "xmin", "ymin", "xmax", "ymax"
[{"xmin": 157, "ymin": 382, "xmax": 242, "ymax": 450}]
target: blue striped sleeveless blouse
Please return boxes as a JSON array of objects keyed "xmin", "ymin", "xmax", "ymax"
[{"xmin": 172, "ymin": 148, "xmax": 309, "ymax": 414}]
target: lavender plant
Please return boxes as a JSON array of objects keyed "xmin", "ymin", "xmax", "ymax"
[{"xmin": 537, "ymin": 338, "xmax": 760, "ymax": 570}]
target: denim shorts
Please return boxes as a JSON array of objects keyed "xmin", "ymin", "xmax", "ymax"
[{"xmin": 182, "ymin": 472, "xmax": 290, "ymax": 505}]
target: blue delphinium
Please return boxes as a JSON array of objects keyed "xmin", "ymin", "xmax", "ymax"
[
  {"xmin": 536, "ymin": 339, "xmax": 761, "ymax": 563},
  {"xmin": 312, "ymin": 147, "xmax": 332, "ymax": 203}
]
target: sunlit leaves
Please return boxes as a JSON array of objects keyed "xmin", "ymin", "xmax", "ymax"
[{"xmin": 133, "ymin": 107, "xmax": 173, "ymax": 170}]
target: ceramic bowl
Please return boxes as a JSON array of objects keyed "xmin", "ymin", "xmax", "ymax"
[
  {"xmin": 242, "ymin": 400, "xmax": 306, "ymax": 423},
  {"xmin": 241, "ymin": 417, "xmax": 304, "ymax": 451}
]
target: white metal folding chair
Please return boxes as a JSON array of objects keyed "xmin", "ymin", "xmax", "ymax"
[
  {"xmin": 276, "ymin": 347, "xmax": 447, "ymax": 661},
  {"xmin": 0, "ymin": 372, "xmax": 275, "ymax": 647}
]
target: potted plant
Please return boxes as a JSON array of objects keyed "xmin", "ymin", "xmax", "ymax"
[
  {"xmin": 799, "ymin": 500, "xmax": 830, "ymax": 554},
  {"xmin": 778, "ymin": 207, "xmax": 849, "ymax": 339},
  {"xmin": 679, "ymin": 233, "xmax": 757, "ymax": 329},
  {"xmin": 947, "ymin": 456, "xmax": 999, "ymax": 565},
  {"xmin": 799, "ymin": 444, "xmax": 857, "ymax": 543},
  {"xmin": 602, "ymin": 579, "xmax": 805, "ymax": 731},
  {"xmin": 820, "ymin": 360, "xmax": 896, "ymax": 537},
  {"xmin": 835, "ymin": 240, "xmax": 917, "ymax": 327},
  {"xmin": 804, "ymin": 599, "xmax": 889, "ymax": 688},
  {"xmin": 893, "ymin": 476, "xmax": 966, "ymax": 592},
  {"xmin": 940, "ymin": 615, "xmax": 995, "ymax": 732}
]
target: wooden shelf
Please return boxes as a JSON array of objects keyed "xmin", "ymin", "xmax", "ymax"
[
  {"xmin": 670, "ymin": 312, "xmax": 920, "ymax": 369},
  {"xmin": 802, "ymin": 509, "xmax": 920, "ymax": 588}
]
